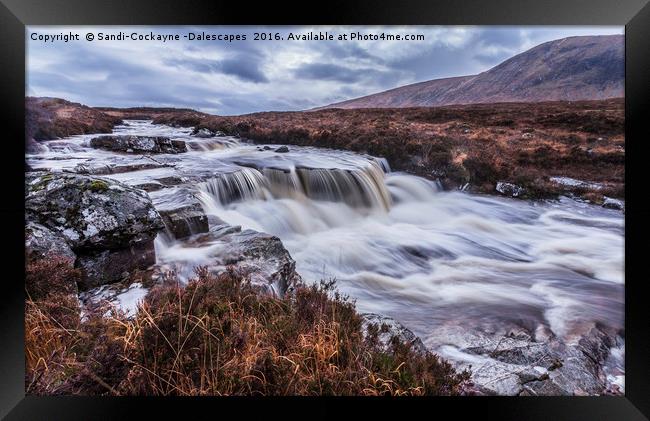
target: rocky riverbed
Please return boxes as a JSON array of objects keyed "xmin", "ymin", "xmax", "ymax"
[{"xmin": 25, "ymin": 120, "xmax": 625, "ymax": 395}]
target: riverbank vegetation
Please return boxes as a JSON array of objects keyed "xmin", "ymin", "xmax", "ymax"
[
  {"xmin": 150, "ymin": 99, "xmax": 624, "ymax": 201},
  {"xmin": 25, "ymin": 257, "xmax": 470, "ymax": 396},
  {"xmin": 26, "ymin": 97, "xmax": 624, "ymax": 202}
]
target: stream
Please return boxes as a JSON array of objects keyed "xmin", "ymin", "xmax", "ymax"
[{"xmin": 26, "ymin": 120, "xmax": 625, "ymax": 395}]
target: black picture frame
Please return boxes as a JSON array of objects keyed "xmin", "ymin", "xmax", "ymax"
[{"xmin": 1, "ymin": 0, "xmax": 648, "ymax": 419}]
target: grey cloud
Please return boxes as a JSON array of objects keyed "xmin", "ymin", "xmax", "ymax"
[
  {"xmin": 27, "ymin": 26, "xmax": 623, "ymax": 114},
  {"xmin": 165, "ymin": 55, "xmax": 268, "ymax": 83}
]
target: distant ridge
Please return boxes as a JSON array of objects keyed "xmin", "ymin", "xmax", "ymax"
[{"xmin": 317, "ymin": 35, "xmax": 623, "ymax": 109}]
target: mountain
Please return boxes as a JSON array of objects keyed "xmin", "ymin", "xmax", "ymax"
[{"xmin": 319, "ymin": 35, "xmax": 623, "ymax": 109}]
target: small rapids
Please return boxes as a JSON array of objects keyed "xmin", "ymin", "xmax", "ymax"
[{"xmin": 27, "ymin": 120, "xmax": 625, "ymax": 393}]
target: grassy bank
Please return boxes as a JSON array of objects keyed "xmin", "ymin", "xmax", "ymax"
[
  {"xmin": 152, "ymin": 99, "xmax": 624, "ymax": 201},
  {"xmin": 25, "ymin": 257, "xmax": 470, "ymax": 396}
]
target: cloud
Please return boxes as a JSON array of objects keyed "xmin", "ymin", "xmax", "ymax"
[
  {"xmin": 164, "ymin": 55, "xmax": 269, "ymax": 83},
  {"xmin": 294, "ymin": 63, "xmax": 376, "ymax": 83},
  {"xmin": 26, "ymin": 25, "xmax": 623, "ymax": 114}
]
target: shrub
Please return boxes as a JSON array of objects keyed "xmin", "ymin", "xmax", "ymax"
[{"xmin": 24, "ymin": 262, "xmax": 470, "ymax": 396}]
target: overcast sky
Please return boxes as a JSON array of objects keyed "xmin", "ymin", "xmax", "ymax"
[{"xmin": 27, "ymin": 26, "xmax": 623, "ymax": 115}]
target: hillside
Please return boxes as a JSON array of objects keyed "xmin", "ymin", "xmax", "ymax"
[{"xmin": 320, "ymin": 35, "xmax": 623, "ymax": 109}]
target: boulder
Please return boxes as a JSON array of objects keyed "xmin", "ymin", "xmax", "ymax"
[
  {"xmin": 75, "ymin": 241, "xmax": 156, "ymax": 289},
  {"xmin": 73, "ymin": 161, "xmax": 170, "ymax": 175},
  {"xmin": 158, "ymin": 203, "xmax": 208, "ymax": 240},
  {"xmin": 25, "ymin": 172, "xmax": 164, "ymax": 289},
  {"xmin": 25, "ymin": 221, "xmax": 76, "ymax": 265},
  {"xmin": 602, "ymin": 197, "xmax": 624, "ymax": 210},
  {"xmin": 186, "ymin": 229, "xmax": 300, "ymax": 297},
  {"xmin": 26, "ymin": 172, "xmax": 164, "ymax": 251},
  {"xmin": 192, "ymin": 128, "xmax": 215, "ymax": 138},
  {"xmin": 496, "ymin": 181, "xmax": 525, "ymax": 198},
  {"xmin": 361, "ymin": 313, "xmax": 427, "ymax": 355},
  {"xmin": 445, "ymin": 324, "xmax": 617, "ymax": 396},
  {"xmin": 275, "ymin": 146, "xmax": 289, "ymax": 153},
  {"xmin": 89, "ymin": 135, "xmax": 187, "ymax": 154},
  {"xmin": 149, "ymin": 188, "xmax": 209, "ymax": 240}
]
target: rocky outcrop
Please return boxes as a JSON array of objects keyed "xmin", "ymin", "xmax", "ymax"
[
  {"xmin": 437, "ymin": 324, "xmax": 622, "ymax": 396},
  {"xmin": 25, "ymin": 221, "xmax": 76, "ymax": 266},
  {"xmin": 73, "ymin": 161, "xmax": 172, "ymax": 176},
  {"xmin": 361, "ymin": 313, "xmax": 427, "ymax": 355},
  {"xmin": 150, "ymin": 188, "xmax": 209, "ymax": 240},
  {"xmin": 25, "ymin": 171, "xmax": 165, "ymax": 289},
  {"xmin": 75, "ymin": 242, "xmax": 156, "ymax": 289},
  {"xmin": 186, "ymin": 229, "xmax": 300, "ymax": 297},
  {"xmin": 89, "ymin": 135, "xmax": 187, "ymax": 154}
]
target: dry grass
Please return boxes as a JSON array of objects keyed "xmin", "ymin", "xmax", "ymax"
[
  {"xmin": 25, "ymin": 262, "xmax": 470, "ymax": 396},
  {"xmin": 152, "ymin": 99, "xmax": 624, "ymax": 199}
]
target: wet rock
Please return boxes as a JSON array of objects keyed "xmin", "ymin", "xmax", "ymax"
[
  {"xmin": 25, "ymin": 221, "xmax": 76, "ymax": 266},
  {"xmin": 26, "ymin": 172, "xmax": 164, "ymax": 250},
  {"xmin": 155, "ymin": 175, "xmax": 186, "ymax": 186},
  {"xmin": 445, "ymin": 324, "xmax": 616, "ymax": 396},
  {"xmin": 263, "ymin": 146, "xmax": 272, "ymax": 150},
  {"xmin": 89, "ymin": 135, "xmax": 187, "ymax": 154},
  {"xmin": 187, "ymin": 229, "xmax": 299, "ymax": 297},
  {"xmin": 25, "ymin": 172, "xmax": 164, "ymax": 289},
  {"xmin": 361, "ymin": 313, "xmax": 427, "ymax": 355},
  {"xmin": 133, "ymin": 181, "xmax": 165, "ymax": 192},
  {"xmin": 192, "ymin": 127, "xmax": 215, "ymax": 138},
  {"xmin": 149, "ymin": 188, "xmax": 209, "ymax": 240},
  {"xmin": 73, "ymin": 161, "xmax": 170, "ymax": 175},
  {"xmin": 495, "ymin": 181, "xmax": 525, "ymax": 198},
  {"xmin": 275, "ymin": 146, "xmax": 289, "ymax": 153},
  {"xmin": 158, "ymin": 203, "xmax": 208, "ymax": 240},
  {"xmin": 76, "ymin": 241, "xmax": 156, "ymax": 289},
  {"xmin": 602, "ymin": 197, "xmax": 624, "ymax": 210}
]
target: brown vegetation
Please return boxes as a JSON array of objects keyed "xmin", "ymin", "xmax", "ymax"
[
  {"xmin": 25, "ymin": 97, "xmax": 122, "ymax": 143},
  {"xmin": 25, "ymin": 95, "xmax": 624, "ymax": 200},
  {"xmin": 25, "ymin": 259, "xmax": 470, "ymax": 396},
  {"xmin": 153, "ymin": 99, "xmax": 625, "ymax": 199}
]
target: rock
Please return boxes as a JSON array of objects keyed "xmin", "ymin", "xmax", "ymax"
[
  {"xmin": 158, "ymin": 203, "xmax": 208, "ymax": 240},
  {"xmin": 187, "ymin": 229, "xmax": 300, "ymax": 297},
  {"xmin": 496, "ymin": 181, "xmax": 525, "ymax": 198},
  {"xmin": 25, "ymin": 221, "xmax": 76, "ymax": 265},
  {"xmin": 26, "ymin": 172, "xmax": 164, "ymax": 250},
  {"xmin": 89, "ymin": 135, "xmax": 187, "ymax": 154},
  {"xmin": 192, "ymin": 128, "xmax": 215, "ymax": 138},
  {"xmin": 274, "ymin": 146, "xmax": 289, "ymax": 153},
  {"xmin": 263, "ymin": 146, "xmax": 272, "ymax": 150},
  {"xmin": 73, "ymin": 161, "xmax": 170, "ymax": 175},
  {"xmin": 149, "ymin": 188, "xmax": 209, "ymax": 240},
  {"xmin": 133, "ymin": 182, "xmax": 165, "ymax": 192},
  {"xmin": 75, "ymin": 241, "xmax": 156, "ymax": 289},
  {"xmin": 25, "ymin": 172, "xmax": 164, "ymax": 289},
  {"xmin": 602, "ymin": 197, "xmax": 624, "ymax": 210},
  {"xmin": 448, "ymin": 325, "xmax": 616, "ymax": 396},
  {"xmin": 361, "ymin": 313, "xmax": 427, "ymax": 355},
  {"xmin": 26, "ymin": 138, "xmax": 47, "ymax": 154}
]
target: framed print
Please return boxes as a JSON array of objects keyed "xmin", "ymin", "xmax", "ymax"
[{"xmin": 1, "ymin": 0, "xmax": 649, "ymax": 419}]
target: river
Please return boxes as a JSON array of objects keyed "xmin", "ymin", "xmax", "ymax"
[{"xmin": 26, "ymin": 120, "xmax": 625, "ymax": 395}]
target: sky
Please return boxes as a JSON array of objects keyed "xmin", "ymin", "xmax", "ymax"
[{"xmin": 26, "ymin": 26, "xmax": 623, "ymax": 115}]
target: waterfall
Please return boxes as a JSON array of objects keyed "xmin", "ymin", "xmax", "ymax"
[
  {"xmin": 198, "ymin": 167, "xmax": 269, "ymax": 205},
  {"xmin": 197, "ymin": 160, "xmax": 392, "ymax": 211}
]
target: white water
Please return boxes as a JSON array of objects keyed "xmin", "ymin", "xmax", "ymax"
[{"xmin": 27, "ymin": 120, "xmax": 625, "ymax": 391}]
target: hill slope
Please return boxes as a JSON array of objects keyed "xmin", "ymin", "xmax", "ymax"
[{"xmin": 320, "ymin": 35, "xmax": 623, "ymax": 109}]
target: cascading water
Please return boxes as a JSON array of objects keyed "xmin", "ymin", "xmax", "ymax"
[{"xmin": 27, "ymin": 120, "xmax": 625, "ymax": 394}]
